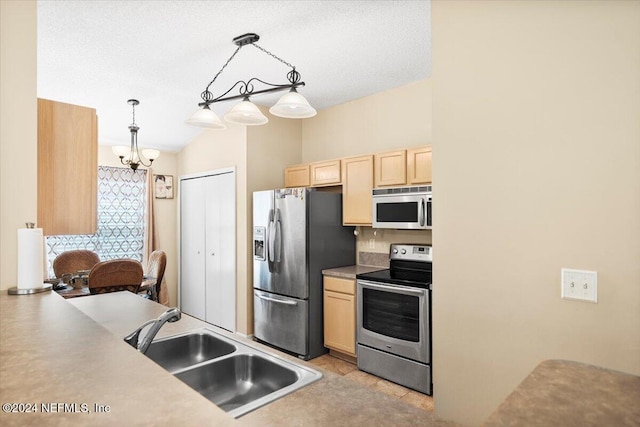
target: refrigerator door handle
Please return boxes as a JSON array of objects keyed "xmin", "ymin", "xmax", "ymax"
[
  {"xmin": 255, "ymin": 292, "xmax": 298, "ymax": 306},
  {"xmin": 267, "ymin": 209, "xmax": 275, "ymax": 272},
  {"xmin": 274, "ymin": 209, "xmax": 282, "ymax": 263}
]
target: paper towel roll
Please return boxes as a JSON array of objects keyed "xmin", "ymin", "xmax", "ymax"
[{"xmin": 17, "ymin": 228, "xmax": 44, "ymax": 289}]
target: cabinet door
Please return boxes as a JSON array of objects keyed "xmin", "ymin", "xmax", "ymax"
[
  {"xmin": 180, "ymin": 177, "xmax": 207, "ymax": 321},
  {"xmin": 324, "ymin": 288, "xmax": 356, "ymax": 356},
  {"xmin": 284, "ymin": 164, "xmax": 310, "ymax": 188},
  {"xmin": 310, "ymin": 159, "xmax": 341, "ymax": 187},
  {"xmin": 342, "ymin": 155, "xmax": 373, "ymax": 225},
  {"xmin": 407, "ymin": 146, "xmax": 432, "ymax": 185},
  {"xmin": 38, "ymin": 98, "xmax": 97, "ymax": 235},
  {"xmin": 374, "ymin": 150, "xmax": 407, "ymax": 187}
]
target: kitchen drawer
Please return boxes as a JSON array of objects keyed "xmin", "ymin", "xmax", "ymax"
[{"xmin": 324, "ymin": 276, "xmax": 355, "ymax": 295}]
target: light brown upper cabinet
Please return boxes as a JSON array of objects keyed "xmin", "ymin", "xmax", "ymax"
[
  {"xmin": 38, "ymin": 98, "xmax": 98, "ymax": 236},
  {"xmin": 407, "ymin": 146, "xmax": 432, "ymax": 185},
  {"xmin": 284, "ymin": 164, "xmax": 310, "ymax": 188},
  {"xmin": 310, "ymin": 159, "xmax": 341, "ymax": 187},
  {"xmin": 374, "ymin": 150, "xmax": 407, "ymax": 187},
  {"xmin": 342, "ymin": 155, "xmax": 373, "ymax": 225}
]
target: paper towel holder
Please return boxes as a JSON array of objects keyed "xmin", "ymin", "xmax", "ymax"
[
  {"xmin": 8, "ymin": 284, "xmax": 53, "ymax": 295},
  {"xmin": 8, "ymin": 222, "xmax": 52, "ymax": 295}
]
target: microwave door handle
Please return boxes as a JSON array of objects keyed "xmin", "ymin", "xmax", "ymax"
[{"xmin": 419, "ymin": 199, "xmax": 426, "ymax": 226}]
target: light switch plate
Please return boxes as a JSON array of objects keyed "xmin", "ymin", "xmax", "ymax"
[{"xmin": 561, "ymin": 268, "xmax": 598, "ymax": 303}]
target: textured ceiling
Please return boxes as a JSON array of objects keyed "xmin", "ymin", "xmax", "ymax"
[{"xmin": 37, "ymin": 0, "xmax": 430, "ymax": 152}]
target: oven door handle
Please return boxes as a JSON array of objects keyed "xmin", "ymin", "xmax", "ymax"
[{"xmin": 359, "ymin": 280, "xmax": 428, "ymax": 297}]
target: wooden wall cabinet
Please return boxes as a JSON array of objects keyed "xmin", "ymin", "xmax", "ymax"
[
  {"xmin": 407, "ymin": 146, "xmax": 432, "ymax": 185},
  {"xmin": 37, "ymin": 98, "xmax": 98, "ymax": 236},
  {"xmin": 341, "ymin": 155, "xmax": 373, "ymax": 225},
  {"xmin": 284, "ymin": 164, "xmax": 310, "ymax": 188},
  {"xmin": 310, "ymin": 159, "xmax": 341, "ymax": 187},
  {"xmin": 374, "ymin": 150, "xmax": 407, "ymax": 187},
  {"xmin": 323, "ymin": 276, "xmax": 356, "ymax": 357}
]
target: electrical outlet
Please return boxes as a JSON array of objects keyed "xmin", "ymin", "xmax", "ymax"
[
  {"xmin": 368, "ymin": 238, "xmax": 375, "ymax": 249},
  {"xmin": 561, "ymin": 268, "xmax": 598, "ymax": 303}
]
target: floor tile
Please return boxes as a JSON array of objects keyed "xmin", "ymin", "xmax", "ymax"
[
  {"xmin": 400, "ymin": 390, "xmax": 435, "ymax": 412},
  {"xmin": 309, "ymin": 354, "xmax": 434, "ymax": 413}
]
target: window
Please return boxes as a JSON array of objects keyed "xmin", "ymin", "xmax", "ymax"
[{"xmin": 46, "ymin": 166, "xmax": 147, "ymax": 275}]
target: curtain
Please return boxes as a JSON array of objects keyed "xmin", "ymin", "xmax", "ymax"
[{"xmin": 143, "ymin": 168, "xmax": 169, "ymax": 306}]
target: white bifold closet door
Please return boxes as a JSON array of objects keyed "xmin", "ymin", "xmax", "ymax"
[{"xmin": 180, "ymin": 170, "xmax": 236, "ymax": 332}]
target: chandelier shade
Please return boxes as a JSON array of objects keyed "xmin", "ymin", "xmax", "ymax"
[
  {"xmin": 188, "ymin": 33, "xmax": 315, "ymax": 128},
  {"xmin": 185, "ymin": 104, "xmax": 226, "ymax": 129},
  {"xmin": 223, "ymin": 98, "xmax": 269, "ymax": 125},
  {"xmin": 112, "ymin": 99, "xmax": 159, "ymax": 171},
  {"xmin": 269, "ymin": 89, "xmax": 317, "ymax": 119}
]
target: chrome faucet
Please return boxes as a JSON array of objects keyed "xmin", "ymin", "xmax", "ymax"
[{"xmin": 124, "ymin": 307, "xmax": 182, "ymax": 354}]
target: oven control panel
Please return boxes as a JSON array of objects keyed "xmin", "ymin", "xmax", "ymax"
[{"xmin": 389, "ymin": 244, "xmax": 432, "ymax": 262}]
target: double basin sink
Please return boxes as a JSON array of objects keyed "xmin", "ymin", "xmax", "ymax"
[{"xmin": 144, "ymin": 329, "xmax": 322, "ymax": 418}]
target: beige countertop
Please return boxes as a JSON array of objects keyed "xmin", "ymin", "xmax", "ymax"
[
  {"xmin": 483, "ymin": 359, "xmax": 640, "ymax": 427},
  {"xmin": 322, "ymin": 265, "xmax": 385, "ymax": 280},
  {"xmin": 0, "ymin": 290, "xmax": 454, "ymax": 427}
]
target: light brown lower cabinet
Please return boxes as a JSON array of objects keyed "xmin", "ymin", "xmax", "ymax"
[{"xmin": 323, "ymin": 276, "xmax": 356, "ymax": 357}]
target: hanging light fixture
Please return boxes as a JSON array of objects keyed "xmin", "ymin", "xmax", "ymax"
[
  {"xmin": 112, "ymin": 99, "xmax": 159, "ymax": 171},
  {"xmin": 187, "ymin": 33, "xmax": 317, "ymax": 128}
]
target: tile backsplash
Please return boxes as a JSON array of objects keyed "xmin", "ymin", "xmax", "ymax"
[{"xmin": 355, "ymin": 227, "xmax": 432, "ymax": 265}]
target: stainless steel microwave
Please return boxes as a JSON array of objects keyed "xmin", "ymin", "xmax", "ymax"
[{"xmin": 372, "ymin": 185, "xmax": 432, "ymax": 230}]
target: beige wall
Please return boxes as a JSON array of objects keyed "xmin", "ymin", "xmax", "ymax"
[
  {"xmin": 0, "ymin": 0, "xmax": 37, "ymax": 291},
  {"xmin": 302, "ymin": 79, "xmax": 432, "ymax": 163},
  {"xmin": 177, "ymin": 125, "xmax": 250, "ymax": 334},
  {"xmin": 432, "ymin": 1, "xmax": 640, "ymax": 425},
  {"xmin": 300, "ymin": 79, "xmax": 433, "ymax": 256},
  {"xmin": 98, "ymin": 146, "xmax": 179, "ymax": 306},
  {"xmin": 246, "ymin": 111, "xmax": 303, "ymax": 332}
]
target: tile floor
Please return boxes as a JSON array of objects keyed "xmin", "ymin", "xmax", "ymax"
[{"xmin": 307, "ymin": 354, "xmax": 434, "ymax": 412}]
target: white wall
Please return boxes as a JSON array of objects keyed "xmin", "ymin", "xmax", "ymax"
[
  {"xmin": 432, "ymin": 1, "xmax": 640, "ymax": 425},
  {"xmin": 0, "ymin": 0, "xmax": 37, "ymax": 290}
]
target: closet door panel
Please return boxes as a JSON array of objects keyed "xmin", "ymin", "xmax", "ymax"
[{"xmin": 180, "ymin": 178, "xmax": 206, "ymax": 320}]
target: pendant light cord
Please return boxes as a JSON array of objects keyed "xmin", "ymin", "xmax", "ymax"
[{"xmin": 202, "ymin": 45, "xmax": 242, "ymax": 101}]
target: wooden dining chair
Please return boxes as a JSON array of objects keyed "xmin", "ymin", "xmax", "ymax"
[
  {"xmin": 139, "ymin": 250, "xmax": 167, "ymax": 302},
  {"xmin": 53, "ymin": 250, "xmax": 100, "ymax": 278},
  {"xmin": 87, "ymin": 259, "xmax": 143, "ymax": 295}
]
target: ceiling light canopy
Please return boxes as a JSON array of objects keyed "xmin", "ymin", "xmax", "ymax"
[
  {"xmin": 187, "ymin": 33, "xmax": 316, "ymax": 129},
  {"xmin": 112, "ymin": 99, "xmax": 159, "ymax": 170}
]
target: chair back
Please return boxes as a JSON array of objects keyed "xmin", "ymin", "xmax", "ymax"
[
  {"xmin": 53, "ymin": 250, "xmax": 100, "ymax": 278},
  {"xmin": 147, "ymin": 250, "xmax": 167, "ymax": 299},
  {"xmin": 88, "ymin": 259, "xmax": 143, "ymax": 295}
]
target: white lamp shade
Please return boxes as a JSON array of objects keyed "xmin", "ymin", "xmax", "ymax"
[
  {"xmin": 186, "ymin": 106, "xmax": 226, "ymax": 129},
  {"xmin": 224, "ymin": 100, "xmax": 269, "ymax": 126},
  {"xmin": 141, "ymin": 149, "xmax": 160, "ymax": 161},
  {"xmin": 112, "ymin": 145, "xmax": 130, "ymax": 157},
  {"xmin": 269, "ymin": 91, "xmax": 317, "ymax": 119}
]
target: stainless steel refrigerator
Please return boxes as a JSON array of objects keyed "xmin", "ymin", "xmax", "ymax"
[{"xmin": 253, "ymin": 187, "xmax": 355, "ymax": 360}]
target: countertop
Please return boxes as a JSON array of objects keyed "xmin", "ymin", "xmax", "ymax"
[
  {"xmin": 0, "ymin": 290, "xmax": 454, "ymax": 427},
  {"xmin": 483, "ymin": 359, "xmax": 640, "ymax": 427},
  {"xmin": 322, "ymin": 265, "xmax": 385, "ymax": 280}
]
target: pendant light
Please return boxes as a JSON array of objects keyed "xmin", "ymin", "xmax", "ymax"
[{"xmin": 112, "ymin": 99, "xmax": 159, "ymax": 170}]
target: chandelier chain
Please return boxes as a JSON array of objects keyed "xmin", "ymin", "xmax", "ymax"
[
  {"xmin": 252, "ymin": 43, "xmax": 295, "ymax": 70},
  {"xmin": 204, "ymin": 45, "xmax": 242, "ymax": 93}
]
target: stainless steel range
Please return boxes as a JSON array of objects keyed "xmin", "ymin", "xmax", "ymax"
[{"xmin": 356, "ymin": 243, "xmax": 432, "ymax": 395}]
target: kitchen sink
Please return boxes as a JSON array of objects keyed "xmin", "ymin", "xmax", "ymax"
[
  {"xmin": 144, "ymin": 329, "xmax": 322, "ymax": 418},
  {"xmin": 145, "ymin": 331, "xmax": 236, "ymax": 372}
]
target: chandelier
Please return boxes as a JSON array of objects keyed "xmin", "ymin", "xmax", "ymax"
[
  {"xmin": 112, "ymin": 99, "xmax": 159, "ymax": 171},
  {"xmin": 186, "ymin": 33, "xmax": 317, "ymax": 129}
]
